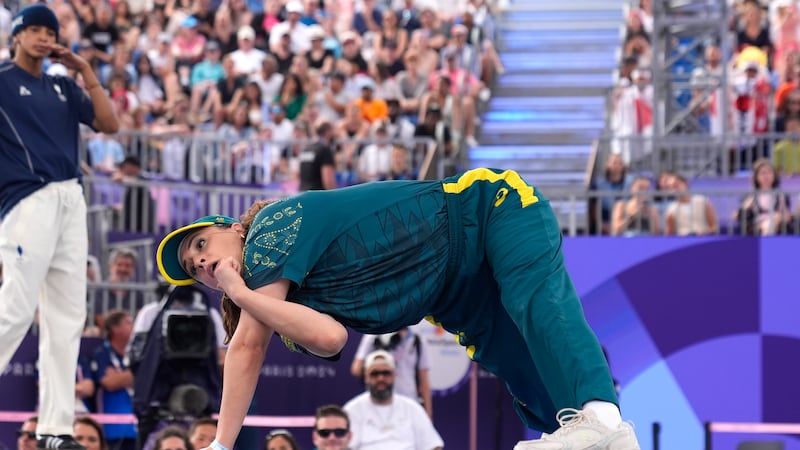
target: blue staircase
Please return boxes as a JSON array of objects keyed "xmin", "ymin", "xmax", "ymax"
[{"xmin": 470, "ymin": 0, "xmax": 624, "ymax": 225}]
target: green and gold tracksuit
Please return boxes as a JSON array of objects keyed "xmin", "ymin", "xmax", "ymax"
[{"xmin": 243, "ymin": 168, "xmax": 618, "ymax": 432}]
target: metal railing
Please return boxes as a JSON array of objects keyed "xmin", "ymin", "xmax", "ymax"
[{"xmin": 593, "ymin": 132, "xmax": 800, "ymax": 179}]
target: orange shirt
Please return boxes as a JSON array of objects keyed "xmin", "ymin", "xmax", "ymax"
[
  {"xmin": 353, "ymin": 98, "xmax": 389, "ymax": 123},
  {"xmin": 775, "ymin": 81, "xmax": 797, "ymax": 111}
]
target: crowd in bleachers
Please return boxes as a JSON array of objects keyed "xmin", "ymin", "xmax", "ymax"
[
  {"xmin": 592, "ymin": 0, "xmax": 800, "ymax": 236},
  {"xmin": 0, "ymin": 0, "xmax": 503, "ymax": 187}
]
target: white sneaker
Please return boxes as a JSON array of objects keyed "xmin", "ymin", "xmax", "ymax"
[
  {"xmin": 464, "ymin": 135, "xmax": 479, "ymax": 148},
  {"xmin": 513, "ymin": 409, "xmax": 640, "ymax": 450}
]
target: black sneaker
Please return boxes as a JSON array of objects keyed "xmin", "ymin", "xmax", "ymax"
[{"xmin": 36, "ymin": 435, "xmax": 86, "ymax": 450}]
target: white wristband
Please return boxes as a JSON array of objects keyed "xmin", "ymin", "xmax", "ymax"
[{"xmin": 209, "ymin": 440, "xmax": 230, "ymax": 450}]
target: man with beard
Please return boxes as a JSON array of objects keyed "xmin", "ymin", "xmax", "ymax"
[{"xmin": 343, "ymin": 350, "xmax": 443, "ymax": 450}]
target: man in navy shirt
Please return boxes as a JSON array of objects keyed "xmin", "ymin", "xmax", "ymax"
[{"xmin": 0, "ymin": 5, "xmax": 118, "ymax": 450}]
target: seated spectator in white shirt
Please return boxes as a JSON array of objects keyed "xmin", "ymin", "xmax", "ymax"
[{"xmin": 230, "ymin": 26, "xmax": 268, "ymax": 77}]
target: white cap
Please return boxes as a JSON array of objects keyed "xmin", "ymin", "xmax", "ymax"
[
  {"xmin": 364, "ymin": 350, "xmax": 396, "ymax": 371},
  {"xmin": 286, "ymin": 0, "xmax": 304, "ymax": 13},
  {"xmin": 308, "ymin": 24, "xmax": 325, "ymax": 40},
  {"xmin": 237, "ymin": 25, "xmax": 255, "ymax": 40}
]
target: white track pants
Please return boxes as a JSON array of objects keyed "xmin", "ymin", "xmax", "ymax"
[{"xmin": 0, "ymin": 179, "xmax": 87, "ymax": 436}]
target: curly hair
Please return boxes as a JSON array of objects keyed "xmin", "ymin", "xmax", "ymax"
[{"xmin": 220, "ymin": 199, "xmax": 275, "ymax": 344}]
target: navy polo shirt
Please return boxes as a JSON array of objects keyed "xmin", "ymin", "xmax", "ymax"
[{"xmin": 0, "ymin": 62, "xmax": 95, "ymax": 219}]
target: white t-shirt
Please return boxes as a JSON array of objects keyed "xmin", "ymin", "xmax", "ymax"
[
  {"xmin": 353, "ymin": 330, "xmax": 432, "ymax": 400},
  {"xmin": 230, "ymin": 48, "xmax": 268, "ymax": 76},
  {"xmin": 344, "ymin": 392, "xmax": 444, "ymax": 450},
  {"xmin": 666, "ymin": 195, "xmax": 711, "ymax": 236}
]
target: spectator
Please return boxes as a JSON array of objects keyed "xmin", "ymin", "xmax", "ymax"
[
  {"xmin": 171, "ymin": 17, "xmax": 207, "ymax": 88},
  {"xmin": 353, "ymin": 77, "xmax": 388, "ymax": 123},
  {"xmin": 350, "ymin": 327, "xmax": 433, "ymax": 418},
  {"xmin": 417, "ymin": 8, "xmax": 447, "ymax": 50},
  {"xmin": 414, "ymin": 103, "xmax": 453, "ymax": 158},
  {"xmin": 419, "ymin": 76, "xmax": 461, "ymax": 150},
  {"xmin": 397, "ymin": 0, "xmax": 421, "ymax": 33},
  {"xmin": 383, "ymin": 144, "xmax": 416, "ymax": 180},
  {"xmin": 336, "ymin": 102, "xmax": 371, "ymax": 168},
  {"xmin": 611, "ymin": 176, "xmax": 660, "ymax": 236},
  {"xmin": 396, "ymin": 51, "xmax": 427, "ymax": 116},
  {"xmin": 253, "ymin": 54, "xmax": 285, "ymax": 105},
  {"xmin": 192, "ymin": 0, "xmax": 216, "ymax": 37},
  {"xmin": 406, "ymin": 30, "xmax": 440, "ymax": 80},
  {"xmin": 299, "ymin": 121, "xmax": 337, "ymax": 190},
  {"xmin": 113, "ymin": 1, "xmax": 135, "ymax": 48},
  {"xmin": 611, "ymin": 67, "xmax": 653, "ymax": 162},
  {"xmin": 94, "ymin": 247, "xmax": 140, "ymax": 330},
  {"xmin": 271, "ymin": 30, "xmax": 296, "ymax": 74},
  {"xmin": 264, "ymin": 429, "xmax": 299, "ymax": 450},
  {"xmin": 382, "ymin": 98, "xmax": 415, "ymax": 142},
  {"xmin": 146, "ymin": 32, "xmax": 183, "ymax": 106},
  {"xmin": 775, "ymin": 84, "xmax": 800, "ymax": 133},
  {"xmin": 358, "ymin": 124, "xmax": 392, "ymax": 181},
  {"xmin": 736, "ymin": 158, "xmax": 793, "ymax": 235},
  {"xmin": 311, "ymin": 405, "xmax": 352, "ymax": 450},
  {"xmin": 274, "ymin": 72, "xmax": 307, "ymax": 120},
  {"xmin": 87, "ymin": 132, "xmax": 125, "ymax": 175},
  {"xmin": 276, "ymin": 123, "xmax": 309, "ymax": 183},
  {"xmin": 112, "ymin": 155, "xmax": 156, "ymax": 233},
  {"xmin": 664, "ymin": 175, "xmax": 718, "ymax": 236},
  {"xmin": 731, "ymin": 57, "xmax": 771, "ymax": 169},
  {"xmin": 17, "ymin": 417, "xmax": 38, "ymax": 450},
  {"xmin": 344, "ymin": 350, "xmax": 444, "ymax": 450},
  {"xmin": 81, "ymin": 2, "xmax": 121, "ymax": 64},
  {"xmin": 589, "ymin": 153, "xmax": 633, "ymax": 235},
  {"xmin": 339, "ymin": 30, "xmax": 369, "ymax": 74},
  {"xmin": 152, "ymin": 426, "xmax": 191, "ymax": 450},
  {"xmin": 134, "ymin": 53, "xmax": 167, "ymax": 119},
  {"xmin": 352, "ymin": 0, "xmax": 382, "ymax": 35},
  {"xmin": 774, "ymin": 114, "xmax": 800, "ymax": 175},
  {"xmin": 306, "ymin": 24, "xmax": 334, "ymax": 74},
  {"xmin": 373, "ymin": 61, "xmax": 403, "ymax": 98},
  {"xmin": 314, "ymin": 71, "xmax": 350, "ymax": 123},
  {"xmin": 269, "ymin": 0, "xmax": 310, "ymax": 54},
  {"xmin": 212, "ymin": 7, "xmax": 238, "ymax": 55},
  {"xmin": 211, "ymin": 55, "xmax": 247, "ymax": 118},
  {"xmin": 230, "ymin": 25, "xmax": 267, "ymax": 77},
  {"xmin": 188, "ymin": 418, "xmax": 217, "ymax": 450},
  {"xmin": 690, "ymin": 44, "xmax": 723, "ymax": 135},
  {"xmin": 74, "ymin": 416, "xmax": 110, "ymax": 450},
  {"xmin": 189, "ymin": 40, "xmax": 225, "ymax": 121},
  {"xmin": 375, "ymin": 10, "xmax": 408, "ymax": 63},
  {"xmin": 461, "ymin": 11, "xmax": 504, "ymax": 86},
  {"xmin": 736, "ymin": 0, "xmax": 773, "ymax": 61},
  {"xmin": 90, "ymin": 310, "xmax": 137, "ymax": 450},
  {"xmin": 75, "ymin": 357, "xmax": 96, "ymax": 413}
]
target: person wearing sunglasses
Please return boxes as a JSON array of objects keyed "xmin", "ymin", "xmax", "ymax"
[
  {"xmin": 344, "ymin": 351, "xmax": 442, "ymax": 450},
  {"xmin": 312, "ymin": 405, "xmax": 351, "ymax": 450},
  {"xmin": 17, "ymin": 417, "xmax": 38, "ymax": 450},
  {"xmin": 264, "ymin": 429, "xmax": 299, "ymax": 450}
]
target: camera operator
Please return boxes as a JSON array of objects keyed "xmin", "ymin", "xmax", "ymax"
[{"xmin": 128, "ymin": 284, "xmax": 224, "ymax": 450}]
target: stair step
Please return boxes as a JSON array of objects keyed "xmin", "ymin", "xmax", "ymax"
[
  {"xmin": 502, "ymin": 10, "xmax": 622, "ymax": 21},
  {"xmin": 504, "ymin": 1, "xmax": 624, "ymax": 12},
  {"xmin": 470, "ymin": 145, "xmax": 591, "ymax": 158},
  {"xmin": 483, "ymin": 110, "xmax": 603, "ymax": 123},
  {"xmin": 501, "ymin": 20, "xmax": 622, "ymax": 31},
  {"xmin": 482, "ymin": 119, "xmax": 604, "ymax": 132},
  {"xmin": 500, "ymin": 54, "xmax": 618, "ymax": 71},
  {"xmin": 498, "ymin": 29, "xmax": 620, "ymax": 41},
  {"xmin": 498, "ymin": 73, "xmax": 613, "ymax": 87},
  {"xmin": 500, "ymin": 40, "xmax": 620, "ymax": 54},
  {"xmin": 488, "ymin": 96, "xmax": 605, "ymax": 110}
]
